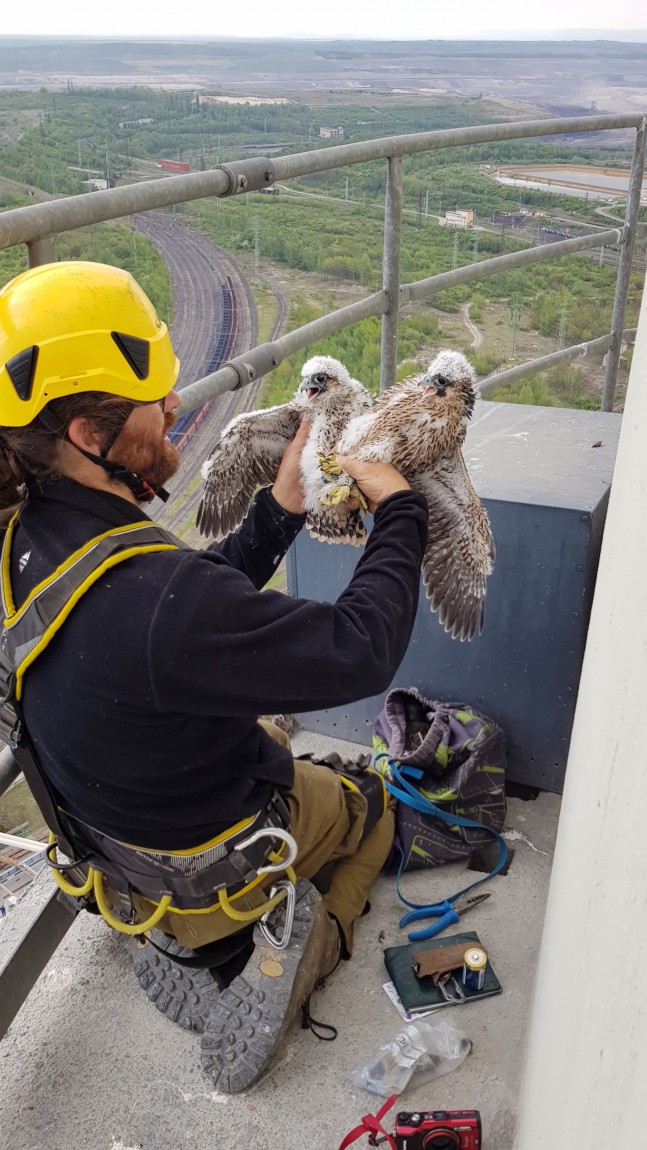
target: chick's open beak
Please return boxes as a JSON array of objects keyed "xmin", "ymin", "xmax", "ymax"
[
  {"xmin": 421, "ymin": 373, "xmax": 451, "ymax": 398},
  {"xmin": 299, "ymin": 378, "xmax": 325, "ymax": 400}
]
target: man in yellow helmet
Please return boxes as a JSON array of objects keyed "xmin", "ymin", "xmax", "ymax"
[{"xmin": 0, "ymin": 261, "xmax": 428, "ymax": 1093}]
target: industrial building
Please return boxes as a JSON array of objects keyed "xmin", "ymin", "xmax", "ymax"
[{"xmin": 444, "ymin": 208, "xmax": 474, "ymax": 228}]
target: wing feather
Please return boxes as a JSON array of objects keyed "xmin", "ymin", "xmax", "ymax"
[
  {"xmin": 306, "ymin": 505, "xmax": 367, "ymax": 547},
  {"xmin": 414, "ymin": 453, "xmax": 495, "ymax": 641},
  {"xmin": 197, "ymin": 404, "xmax": 301, "ymax": 538}
]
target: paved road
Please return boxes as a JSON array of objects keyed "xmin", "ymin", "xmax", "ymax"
[{"xmin": 460, "ymin": 301, "xmax": 484, "ymax": 350}]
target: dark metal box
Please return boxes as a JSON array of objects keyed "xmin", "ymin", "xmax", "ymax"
[{"xmin": 286, "ymin": 401, "xmax": 621, "ymax": 792}]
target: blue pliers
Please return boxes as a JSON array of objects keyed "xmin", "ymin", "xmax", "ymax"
[{"xmin": 400, "ymin": 891, "xmax": 491, "ymax": 942}]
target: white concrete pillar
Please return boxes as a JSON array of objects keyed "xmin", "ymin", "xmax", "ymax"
[{"xmin": 516, "ymin": 283, "xmax": 647, "ymax": 1145}]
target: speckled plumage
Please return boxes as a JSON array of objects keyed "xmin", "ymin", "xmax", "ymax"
[
  {"xmin": 197, "ymin": 349, "xmax": 494, "ymax": 641},
  {"xmin": 332, "ymin": 349, "xmax": 495, "ymax": 641},
  {"xmin": 196, "ymin": 355, "xmax": 373, "ymax": 542}
]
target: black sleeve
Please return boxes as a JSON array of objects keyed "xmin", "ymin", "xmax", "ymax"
[
  {"xmin": 207, "ymin": 487, "xmax": 306, "ymax": 589},
  {"xmin": 149, "ymin": 489, "xmax": 428, "ymax": 716}
]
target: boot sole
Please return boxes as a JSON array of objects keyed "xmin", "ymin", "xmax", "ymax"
[
  {"xmin": 132, "ymin": 934, "xmax": 224, "ymax": 1034},
  {"xmin": 201, "ymin": 883, "xmax": 319, "ymax": 1092}
]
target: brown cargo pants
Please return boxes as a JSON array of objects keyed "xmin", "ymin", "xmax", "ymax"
[{"xmin": 134, "ymin": 722, "xmax": 394, "ymax": 956}]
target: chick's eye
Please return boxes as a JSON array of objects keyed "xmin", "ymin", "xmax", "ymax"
[{"xmin": 314, "ymin": 373, "xmax": 327, "ymax": 385}]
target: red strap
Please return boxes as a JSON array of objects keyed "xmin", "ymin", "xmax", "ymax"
[{"xmin": 337, "ymin": 1095, "xmax": 398, "ymax": 1150}]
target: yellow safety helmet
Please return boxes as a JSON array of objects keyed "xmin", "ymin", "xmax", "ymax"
[{"xmin": 0, "ymin": 261, "xmax": 179, "ymax": 428}]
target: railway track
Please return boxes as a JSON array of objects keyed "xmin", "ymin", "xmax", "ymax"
[
  {"xmin": 165, "ymin": 281, "xmax": 289, "ymax": 536},
  {"xmin": 133, "ymin": 211, "xmax": 287, "ymax": 537}
]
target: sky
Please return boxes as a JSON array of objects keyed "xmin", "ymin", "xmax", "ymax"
[{"xmin": 1, "ymin": 1, "xmax": 646, "ymax": 41}]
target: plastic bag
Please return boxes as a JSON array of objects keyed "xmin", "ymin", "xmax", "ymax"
[{"xmin": 351, "ymin": 1016, "xmax": 472, "ymax": 1097}]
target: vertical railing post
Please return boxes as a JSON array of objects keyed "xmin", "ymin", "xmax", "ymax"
[
  {"xmin": 380, "ymin": 157, "xmax": 403, "ymax": 393},
  {"xmin": 601, "ymin": 118, "xmax": 646, "ymax": 411},
  {"xmin": 26, "ymin": 237, "xmax": 56, "ymax": 267}
]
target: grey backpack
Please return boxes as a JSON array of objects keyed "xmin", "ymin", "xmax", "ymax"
[{"xmin": 373, "ymin": 687, "xmax": 507, "ymax": 872}]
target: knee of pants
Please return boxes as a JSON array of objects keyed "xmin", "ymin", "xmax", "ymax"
[{"xmin": 257, "ymin": 718, "xmax": 292, "ymax": 751}]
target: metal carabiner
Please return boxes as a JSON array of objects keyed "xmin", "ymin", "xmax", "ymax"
[
  {"xmin": 235, "ymin": 826, "xmax": 298, "ymax": 875},
  {"xmin": 437, "ymin": 974, "xmax": 466, "ymax": 1004},
  {"xmin": 259, "ymin": 879, "xmax": 296, "ymax": 950}
]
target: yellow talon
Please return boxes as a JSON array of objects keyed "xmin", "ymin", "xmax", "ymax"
[
  {"xmin": 318, "ymin": 452, "xmax": 343, "ymax": 479},
  {"xmin": 330, "ymin": 485, "xmax": 352, "ymax": 506},
  {"xmin": 320, "ymin": 481, "xmax": 368, "ymax": 513},
  {"xmin": 320, "ymin": 483, "xmax": 352, "ymax": 507},
  {"xmin": 352, "ymin": 484, "xmax": 369, "ymax": 514}
]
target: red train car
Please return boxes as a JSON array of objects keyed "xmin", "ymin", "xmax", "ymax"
[{"xmin": 156, "ymin": 159, "xmax": 190, "ymax": 173}]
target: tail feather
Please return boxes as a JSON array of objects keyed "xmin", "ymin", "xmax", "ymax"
[{"xmin": 306, "ymin": 507, "xmax": 367, "ymax": 546}]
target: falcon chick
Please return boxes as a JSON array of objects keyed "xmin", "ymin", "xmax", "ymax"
[
  {"xmin": 324, "ymin": 349, "xmax": 494, "ymax": 641},
  {"xmin": 196, "ymin": 355, "xmax": 373, "ymax": 542}
]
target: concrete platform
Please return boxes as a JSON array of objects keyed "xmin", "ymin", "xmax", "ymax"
[{"xmin": 0, "ymin": 731, "xmax": 561, "ymax": 1150}]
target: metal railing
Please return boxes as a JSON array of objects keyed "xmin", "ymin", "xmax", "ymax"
[
  {"xmin": 0, "ymin": 113, "xmax": 645, "ymax": 415},
  {"xmin": 0, "ymin": 112, "xmax": 646, "ymax": 1036}
]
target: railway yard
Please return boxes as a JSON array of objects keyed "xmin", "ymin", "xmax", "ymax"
[{"xmin": 133, "ymin": 212, "xmax": 287, "ymax": 539}]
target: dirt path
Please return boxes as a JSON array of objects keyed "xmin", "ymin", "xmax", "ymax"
[{"xmin": 459, "ymin": 302, "xmax": 484, "ymax": 350}]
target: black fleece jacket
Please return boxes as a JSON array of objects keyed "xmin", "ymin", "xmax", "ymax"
[{"xmin": 10, "ymin": 477, "xmax": 427, "ymax": 848}]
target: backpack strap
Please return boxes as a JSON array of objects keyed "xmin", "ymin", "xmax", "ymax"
[{"xmin": 386, "ymin": 759, "xmax": 508, "ymax": 918}]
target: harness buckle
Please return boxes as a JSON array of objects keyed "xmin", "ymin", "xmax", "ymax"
[{"xmin": 259, "ymin": 879, "xmax": 296, "ymax": 950}]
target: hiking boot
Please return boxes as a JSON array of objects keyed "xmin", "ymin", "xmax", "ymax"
[
  {"xmin": 132, "ymin": 929, "xmax": 224, "ymax": 1034},
  {"xmin": 201, "ymin": 878, "xmax": 340, "ymax": 1093}
]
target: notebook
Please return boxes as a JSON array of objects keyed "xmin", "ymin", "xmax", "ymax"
[{"xmin": 383, "ymin": 930, "xmax": 502, "ymax": 1014}]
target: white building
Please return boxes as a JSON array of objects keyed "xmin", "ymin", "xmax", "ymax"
[
  {"xmin": 319, "ymin": 126, "xmax": 344, "ymax": 140},
  {"xmin": 444, "ymin": 208, "xmax": 474, "ymax": 229}
]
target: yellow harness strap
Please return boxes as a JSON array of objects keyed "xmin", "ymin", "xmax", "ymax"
[
  {"xmin": 2, "ymin": 515, "xmax": 297, "ymax": 936},
  {"xmin": 47, "ymin": 835, "xmax": 297, "ymax": 935}
]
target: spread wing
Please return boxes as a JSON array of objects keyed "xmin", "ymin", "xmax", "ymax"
[
  {"xmin": 197, "ymin": 404, "xmax": 301, "ymax": 538},
  {"xmin": 415, "ymin": 452, "xmax": 495, "ymax": 641}
]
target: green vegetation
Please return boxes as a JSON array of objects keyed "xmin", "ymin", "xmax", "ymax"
[
  {"xmin": 258, "ymin": 301, "xmax": 440, "ymax": 405},
  {"xmin": 488, "ymin": 362, "xmax": 605, "ymax": 408},
  {"xmin": 1, "ymin": 86, "xmax": 644, "ymax": 410},
  {"xmin": 0, "ymin": 219, "xmax": 172, "ymax": 323}
]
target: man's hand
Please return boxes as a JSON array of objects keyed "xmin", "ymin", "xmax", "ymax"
[
  {"xmin": 270, "ymin": 419, "xmax": 310, "ymax": 515},
  {"xmin": 336, "ymin": 455, "xmax": 411, "ymax": 515}
]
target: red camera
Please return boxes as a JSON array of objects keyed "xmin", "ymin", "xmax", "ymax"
[{"xmin": 395, "ymin": 1110, "xmax": 481, "ymax": 1150}]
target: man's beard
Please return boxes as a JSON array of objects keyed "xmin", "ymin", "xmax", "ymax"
[{"xmin": 108, "ymin": 410, "xmax": 181, "ymax": 493}]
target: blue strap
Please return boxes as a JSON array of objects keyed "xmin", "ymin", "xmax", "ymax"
[{"xmin": 386, "ymin": 759, "xmax": 508, "ymax": 934}]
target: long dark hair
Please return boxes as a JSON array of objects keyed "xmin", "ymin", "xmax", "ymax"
[{"xmin": 0, "ymin": 393, "xmax": 135, "ymax": 518}]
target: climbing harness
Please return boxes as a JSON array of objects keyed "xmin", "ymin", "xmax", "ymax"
[{"xmin": 0, "ymin": 513, "xmax": 297, "ymax": 939}]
